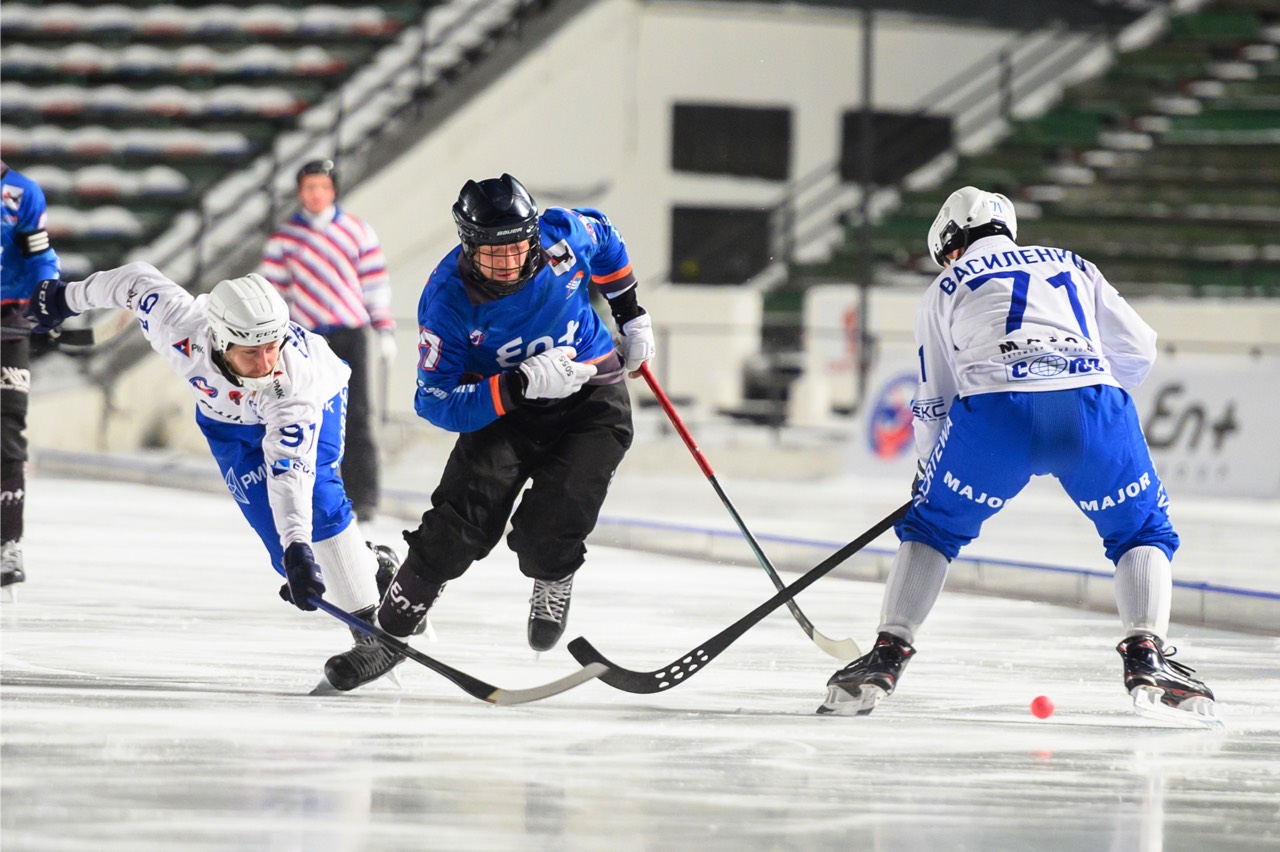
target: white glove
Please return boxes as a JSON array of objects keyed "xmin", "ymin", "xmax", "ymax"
[
  {"xmin": 620, "ymin": 312, "xmax": 656, "ymax": 376},
  {"xmin": 378, "ymin": 330, "xmax": 396, "ymax": 362},
  {"xmin": 519, "ymin": 346, "xmax": 597, "ymax": 400}
]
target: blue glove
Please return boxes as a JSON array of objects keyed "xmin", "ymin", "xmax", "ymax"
[
  {"xmin": 25, "ymin": 279, "xmax": 78, "ymax": 333},
  {"xmin": 279, "ymin": 542, "xmax": 325, "ymax": 611}
]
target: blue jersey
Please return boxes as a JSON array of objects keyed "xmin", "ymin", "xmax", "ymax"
[
  {"xmin": 1, "ymin": 165, "xmax": 61, "ymax": 306},
  {"xmin": 414, "ymin": 207, "xmax": 635, "ymax": 432}
]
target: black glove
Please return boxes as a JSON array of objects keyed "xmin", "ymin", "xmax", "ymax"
[
  {"xmin": 279, "ymin": 541, "xmax": 325, "ymax": 611},
  {"xmin": 25, "ymin": 279, "xmax": 78, "ymax": 333}
]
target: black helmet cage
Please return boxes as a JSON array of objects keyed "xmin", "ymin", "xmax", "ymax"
[
  {"xmin": 453, "ymin": 174, "xmax": 543, "ymax": 293},
  {"xmin": 297, "ymin": 159, "xmax": 338, "ymax": 193}
]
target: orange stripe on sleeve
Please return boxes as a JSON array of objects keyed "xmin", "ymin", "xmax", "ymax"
[
  {"xmin": 591, "ymin": 263, "xmax": 633, "ymax": 285},
  {"xmin": 489, "ymin": 374, "xmax": 507, "ymax": 416}
]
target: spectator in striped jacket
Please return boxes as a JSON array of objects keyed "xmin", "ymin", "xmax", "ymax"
[{"xmin": 260, "ymin": 159, "xmax": 394, "ymax": 523}]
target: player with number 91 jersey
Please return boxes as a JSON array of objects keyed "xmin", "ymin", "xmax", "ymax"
[{"xmin": 413, "ymin": 206, "xmax": 630, "ymax": 433}]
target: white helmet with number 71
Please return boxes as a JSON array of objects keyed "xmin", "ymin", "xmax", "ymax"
[{"xmin": 926, "ymin": 186, "xmax": 1018, "ymax": 269}]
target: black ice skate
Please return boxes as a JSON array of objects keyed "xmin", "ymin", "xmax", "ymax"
[
  {"xmin": 528, "ymin": 574, "xmax": 574, "ymax": 652},
  {"xmin": 817, "ymin": 632, "xmax": 916, "ymax": 716},
  {"xmin": 1117, "ymin": 634, "xmax": 1217, "ymax": 724},
  {"xmin": 313, "ymin": 606, "xmax": 405, "ymax": 694},
  {"xmin": 370, "ymin": 542, "xmax": 429, "ymax": 637},
  {"xmin": 1, "ymin": 540, "xmax": 24, "ymax": 591}
]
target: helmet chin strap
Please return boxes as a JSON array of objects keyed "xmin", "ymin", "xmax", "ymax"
[{"xmin": 210, "ymin": 346, "xmax": 284, "ymax": 390}]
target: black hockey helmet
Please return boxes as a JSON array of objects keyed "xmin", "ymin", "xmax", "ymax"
[
  {"xmin": 296, "ymin": 158, "xmax": 337, "ymax": 192},
  {"xmin": 452, "ymin": 173, "xmax": 544, "ymax": 294}
]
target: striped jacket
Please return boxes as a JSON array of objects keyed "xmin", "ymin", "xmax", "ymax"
[{"xmin": 260, "ymin": 206, "xmax": 393, "ymax": 332}]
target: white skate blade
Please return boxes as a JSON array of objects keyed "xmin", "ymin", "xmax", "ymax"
[
  {"xmin": 1131, "ymin": 686, "xmax": 1222, "ymax": 729},
  {"xmin": 308, "ymin": 664, "xmax": 404, "ymax": 696},
  {"xmin": 1, "ymin": 585, "xmax": 17, "ymax": 603},
  {"xmin": 816, "ymin": 684, "xmax": 887, "ymax": 716}
]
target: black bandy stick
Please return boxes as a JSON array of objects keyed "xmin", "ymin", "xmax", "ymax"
[
  {"xmin": 313, "ymin": 598, "xmax": 606, "ymax": 705},
  {"xmin": 568, "ymin": 501, "xmax": 910, "ymax": 695}
]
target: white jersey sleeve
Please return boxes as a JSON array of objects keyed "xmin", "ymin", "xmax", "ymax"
[
  {"xmin": 65, "ymin": 262, "xmax": 351, "ymax": 550},
  {"xmin": 910, "ymin": 287, "xmax": 960, "ymax": 464},
  {"xmin": 1089, "ymin": 262, "xmax": 1158, "ymax": 389}
]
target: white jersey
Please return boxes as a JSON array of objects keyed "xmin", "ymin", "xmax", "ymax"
[
  {"xmin": 65, "ymin": 262, "xmax": 352, "ymax": 548},
  {"xmin": 911, "ymin": 235, "xmax": 1158, "ymax": 463}
]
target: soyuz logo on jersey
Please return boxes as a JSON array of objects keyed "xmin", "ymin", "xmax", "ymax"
[
  {"xmin": 867, "ymin": 373, "xmax": 917, "ymax": 459},
  {"xmin": 1008, "ymin": 354, "xmax": 1106, "ymax": 381},
  {"xmin": 469, "ymin": 329, "xmax": 485, "ymax": 347},
  {"xmin": 190, "ymin": 376, "xmax": 218, "ymax": 397},
  {"xmin": 173, "ymin": 338, "xmax": 192, "ymax": 357},
  {"xmin": 565, "ymin": 271, "xmax": 584, "ymax": 298},
  {"xmin": 229, "ymin": 390, "xmax": 243, "ymax": 405}
]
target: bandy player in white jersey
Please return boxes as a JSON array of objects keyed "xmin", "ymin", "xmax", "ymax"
[
  {"xmin": 818, "ymin": 187, "xmax": 1216, "ymax": 724},
  {"xmin": 25, "ymin": 263, "xmax": 405, "ymax": 693}
]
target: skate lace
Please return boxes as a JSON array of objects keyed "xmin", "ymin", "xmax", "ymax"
[
  {"xmin": 530, "ymin": 576, "xmax": 573, "ymax": 623},
  {"xmin": 0, "ymin": 542, "xmax": 21, "ymax": 572},
  {"xmin": 1160, "ymin": 644, "xmax": 1198, "ymax": 678},
  {"xmin": 349, "ymin": 642, "xmax": 398, "ymax": 677}
]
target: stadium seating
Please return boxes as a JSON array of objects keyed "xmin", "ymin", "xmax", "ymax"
[
  {"xmin": 827, "ymin": 1, "xmax": 1280, "ymax": 298},
  {"xmin": 0, "ymin": 1, "xmax": 422, "ymax": 281}
]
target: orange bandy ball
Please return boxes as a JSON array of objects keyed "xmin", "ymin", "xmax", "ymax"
[{"xmin": 1030, "ymin": 695, "xmax": 1055, "ymax": 719}]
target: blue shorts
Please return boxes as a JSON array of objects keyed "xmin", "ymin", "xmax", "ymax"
[
  {"xmin": 196, "ymin": 389, "xmax": 355, "ymax": 576},
  {"xmin": 900, "ymin": 384, "xmax": 1178, "ymax": 565}
]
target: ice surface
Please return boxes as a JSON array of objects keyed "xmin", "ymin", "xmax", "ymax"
[{"xmin": 3, "ymin": 478, "xmax": 1278, "ymax": 851}]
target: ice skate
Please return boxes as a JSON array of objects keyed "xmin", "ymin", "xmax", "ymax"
[
  {"xmin": 370, "ymin": 542, "xmax": 431, "ymax": 638},
  {"xmin": 1117, "ymin": 634, "xmax": 1219, "ymax": 726},
  {"xmin": 528, "ymin": 574, "xmax": 574, "ymax": 652},
  {"xmin": 817, "ymin": 632, "xmax": 916, "ymax": 716},
  {"xmin": 311, "ymin": 606, "xmax": 405, "ymax": 694},
  {"xmin": 1, "ymin": 540, "xmax": 25, "ymax": 598}
]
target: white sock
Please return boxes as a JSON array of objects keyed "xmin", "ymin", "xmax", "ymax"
[
  {"xmin": 1114, "ymin": 545, "xmax": 1172, "ymax": 639},
  {"xmin": 878, "ymin": 541, "xmax": 949, "ymax": 646},
  {"xmin": 311, "ymin": 523, "xmax": 380, "ymax": 614}
]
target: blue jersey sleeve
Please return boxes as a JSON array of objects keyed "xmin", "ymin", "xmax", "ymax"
[
  {"xmin": 412, "ymin": 261, "xmax": 509, "ymax": 433},
  {"xmin": 2, "ymin": 171, "xmax": 61, "ymax": 304},
  {"xmin": 560, "ymin": 207, "xmax": 636, "ymax": 296}
]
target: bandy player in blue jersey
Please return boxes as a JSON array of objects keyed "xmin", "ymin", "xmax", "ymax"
[
  {"xmin": 328, "ymin": 174, "xmax": 654, "ymax": 677},
  {"xmin": 818, "ymin": 187, "xmax": 1216, "ymax": 724}
]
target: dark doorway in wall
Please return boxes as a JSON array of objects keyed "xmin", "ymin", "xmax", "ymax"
[
  {"xmin": 672, "ymin": 104, "xmax": 792, "ymax": 180},
  {"xmin": 670, "ymin": 206, "xmax": 772, "ymax": 284},
  {"xmin": 839, "ymin": 111, "xmax": 952, "ymax": 184}
]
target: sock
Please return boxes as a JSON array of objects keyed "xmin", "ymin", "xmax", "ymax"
[
  {"xmin": 310, "ymin": 524, "xmax": 380, "ymax": 613},
  {"xmin": 1114, "ymin": 546, "xmax": 1172, "ymax": 640},
  {"xmin": 878, "ymin": 541, "xmax": 949, "ymax": 646}
]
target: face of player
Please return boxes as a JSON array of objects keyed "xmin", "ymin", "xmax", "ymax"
[
  {"xmin": 224, "ymin": 341, "xmax": 282, "ymax": 380},
  {"xmin": 297, "ymin": 175, "xmax": 336, "ymax": 216},
  {"xmin": 473, "ymin": 240, "xmax": 531, "ymax": 284}
]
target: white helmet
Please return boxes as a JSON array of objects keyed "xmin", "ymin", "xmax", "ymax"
[
  {"xmin": 926, "ymin": 186, "xmax": 1018, "ymax": 268},
  {"xmin": 206, "ymin": 273, "xmax": 290, "ymax": 353}
]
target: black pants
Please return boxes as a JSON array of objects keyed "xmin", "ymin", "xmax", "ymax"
[
  {"xmin": 403, "ymin": 380, "xmax": 634, "ymax": 585},
  {"xmin": 322, "ymin": 326, "xmax": 379, "ymax": 516},
  {"xmin": 1, "ymin": 325, "xmax": 31, "ymax": 545}
]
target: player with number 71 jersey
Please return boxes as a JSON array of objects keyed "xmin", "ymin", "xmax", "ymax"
[{"xmin": 911, "ymin": 215, "xmax": 1159, "ymax": 465}]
